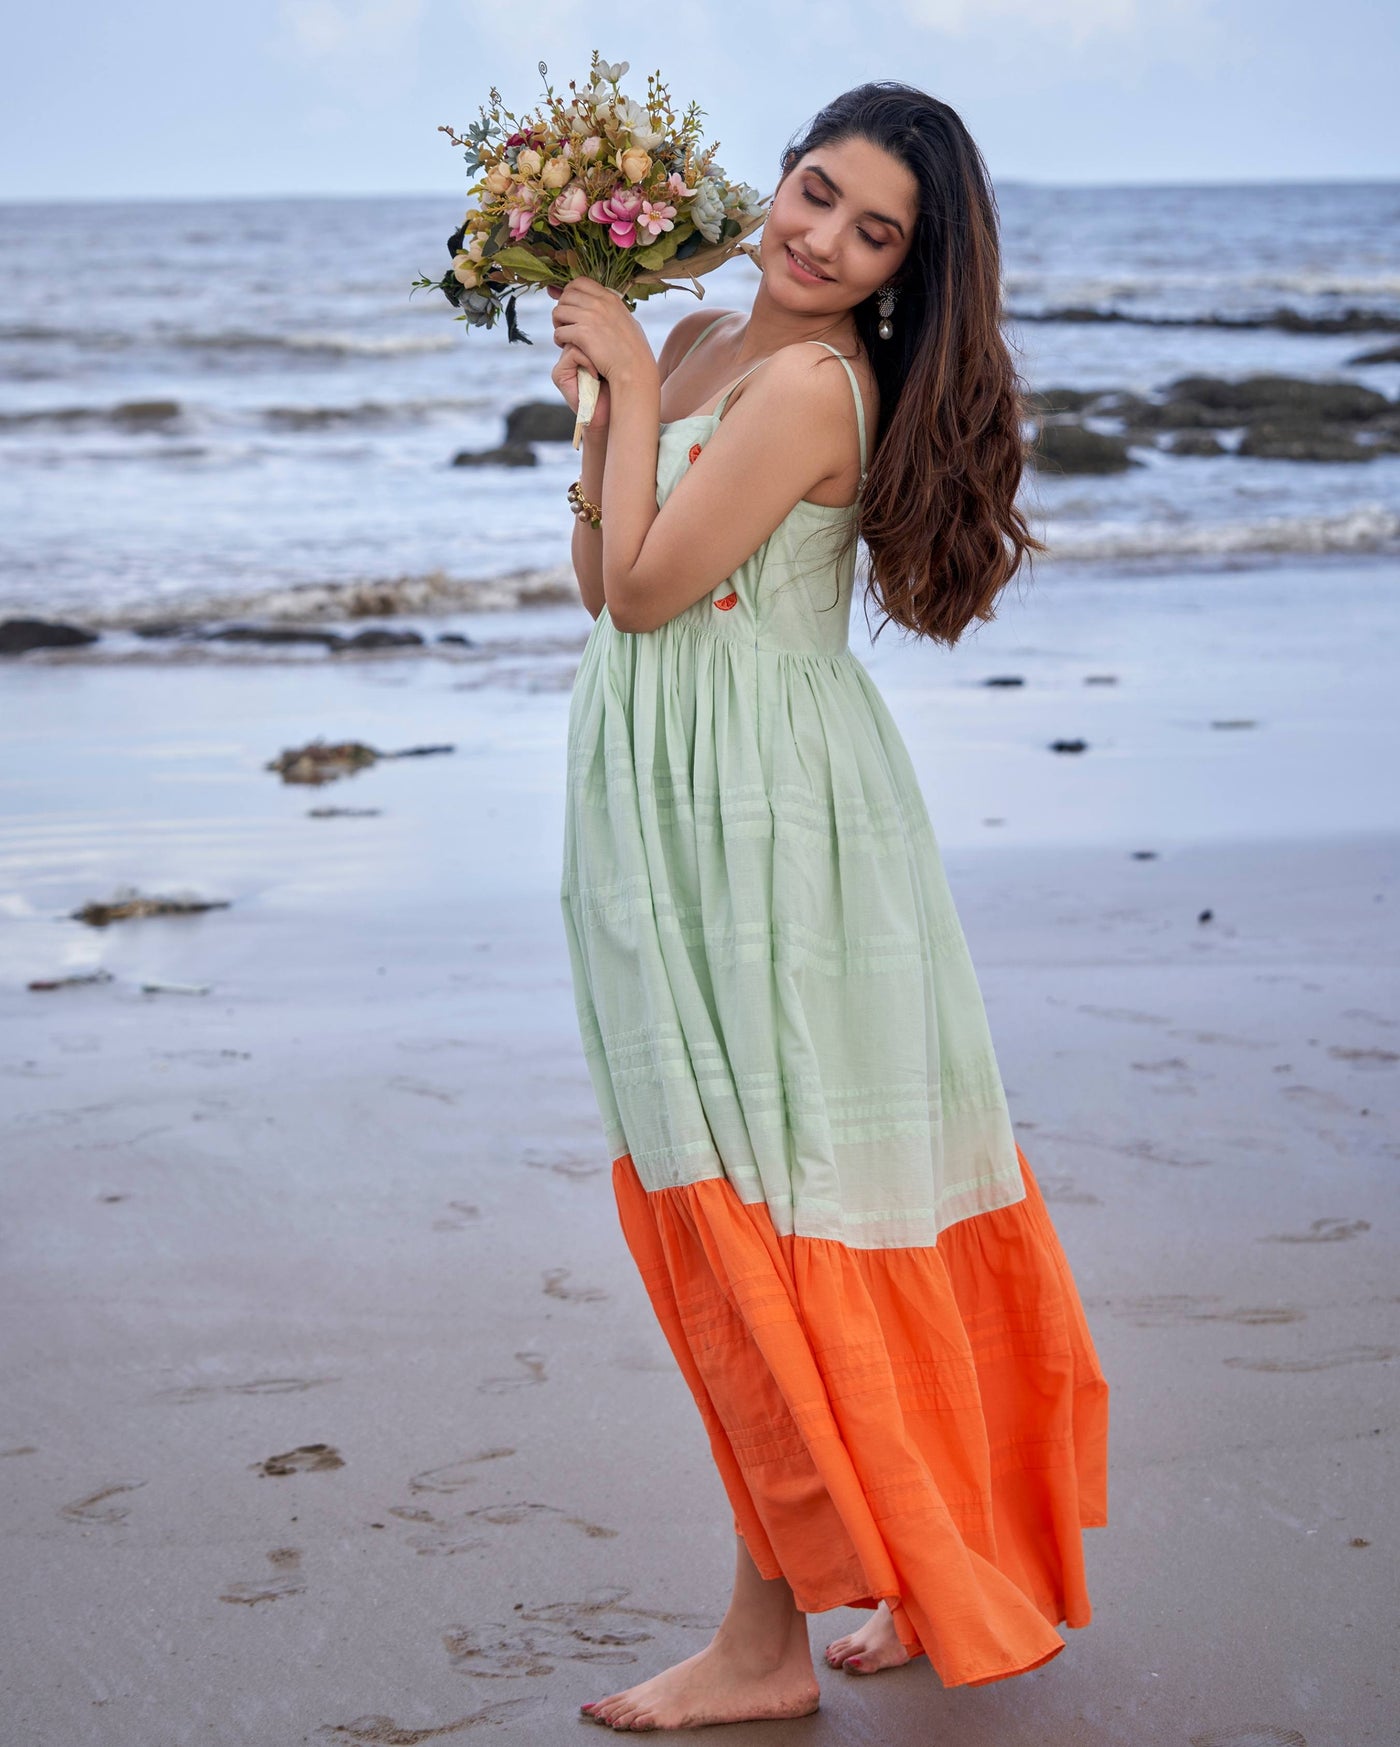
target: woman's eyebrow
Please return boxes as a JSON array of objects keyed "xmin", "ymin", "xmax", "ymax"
[{"xmin": 805, "ymin": 164, "xmax": 907, "ymax": 238}]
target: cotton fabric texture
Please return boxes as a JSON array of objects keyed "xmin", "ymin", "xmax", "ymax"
[{"xmin": 559, "ymin": 316, "xmax": 1108, "ymax": 1687}]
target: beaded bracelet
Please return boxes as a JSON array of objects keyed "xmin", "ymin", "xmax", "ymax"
[{"xmin": 567, "ymin": 479, "xmax": 602, "ymax": 529}]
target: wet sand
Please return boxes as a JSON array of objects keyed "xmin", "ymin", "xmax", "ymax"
[{"xmin": 1, "ymin": 556, "xmax": 1397, "ymax": 1744}]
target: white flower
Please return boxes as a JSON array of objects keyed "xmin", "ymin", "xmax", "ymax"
[
  {"xmin": 614, "ymin": 97, "xmax": 665, "ymax": 154},
  {"xmin": 689, "ymin": 177, "xmax": 726, "ymax": 244},
  {"xmin": 593, "ymin": 58, "xmax": 628, "ymax": 84},
  {"xmin": 725, "ymin": 181, "xmax": 765, "ymax": 218}
]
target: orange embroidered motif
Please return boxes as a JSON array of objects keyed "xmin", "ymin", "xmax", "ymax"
[
  {"xmin": 688, "ymin": 443, "xmax": 703, "ymax": 464},
  {"xmin": 713, "ymin": 591, "xmax": 738, "ymax": 612}
]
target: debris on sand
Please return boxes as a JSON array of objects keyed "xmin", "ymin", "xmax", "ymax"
[
  {"xmin": 307, "ymin": 805, "xmax": 383, "ymax": 818},
  {"xmin": 140, "ymin": 981, "xmax": 213, "ymax": 996},
  {"xmin": 1049, "ymin": 738, "xmax": 1089, "ymax": 753},
  {"xmin": 265, "ymin": 736, "xmax": 455, "ymax": 785},
  {"xmin": 71, "ymin": 888, "xmax": 231, "ymax": 927},
  {"xmin": 27, "ymin": 968, "xmax": 116, "ymax": 992}
]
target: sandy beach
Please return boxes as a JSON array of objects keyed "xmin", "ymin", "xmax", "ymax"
[{"xmin": 2, "ymin": 551, "xmax": 1397, "ymax": 1745}]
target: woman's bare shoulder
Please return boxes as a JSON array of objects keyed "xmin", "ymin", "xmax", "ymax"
[{"xmin": 658, "ymin": 307, "xmax": 742, "ymax": 381}]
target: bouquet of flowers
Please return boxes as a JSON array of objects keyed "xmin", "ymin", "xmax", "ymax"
[{"xmin": 412, "ymin": 54, "xmax": 769, "ymax": 446}]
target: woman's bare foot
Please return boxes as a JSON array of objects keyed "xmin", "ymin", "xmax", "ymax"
[
  {"xmin": 581, "ymin": 1616, "xmax": 819, "ymax": 1731},
  {"xmin": 824, "ymin": 1601, "xmax": 912, "ymax": 1675}
]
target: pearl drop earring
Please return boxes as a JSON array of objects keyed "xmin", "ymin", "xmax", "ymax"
[{"xmin": 876, "ymin": 283, "xmax": 901, "ymax": 341}]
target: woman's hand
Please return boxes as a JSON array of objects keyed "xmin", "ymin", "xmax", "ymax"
[
  {"xmin": 551, "ymin": 339, "xmax": 612, "ymax": 432},
  {"xmin": 548, "ymin": 279, "xmax": 657, "ymax": 396}
]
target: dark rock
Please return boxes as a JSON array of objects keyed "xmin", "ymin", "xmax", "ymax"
[
  {"xmin": 1163, "ymin": 374, "xmax": 1389, "ymax": 424},
  {"xmin": 1084, "ymin": 675, "xmax": 1118, "ymax": 684},
  {"xmin": 1348, "ymin": 342, "xmax": 1400, "ymax": 366},
  {"xmin": 1237, "ymin": 421, "xmax": 1374, "ymax": 462},
  {"xmin": 1031, "ymin": 422, "xmax": 1136, "ymax": 474},
  {"xmin": 504, "ymin": 401, "xmax": 577, "ymax": 443},
  {"xmin": 436, "ymin": 632, "xmax": 476, "ymax": 647},
  {"xmin": 334, "ymin": 627, "xmax": 426, "ymax": 650},
  {"xmin": 1027, "ymin": 387, "xmax": 1105, "ymax": 415},
  {"xmin": 1088, "ymin": 390, "xmax": 1156, "ymax": 423},
  {"xmin": 451, "ymin": 443, "xmax": 538, "ymax": 468},
  {"xmin": 111, "ymin": 399, "xmax": 182, "ymax": 426},
  {"xmin": 1168, "ymin": 430, "xmax": 1228, "ymax": 457},
  {"xmin": 1132, "ymin": 399, "xmax": 1227, "ymax": 430},
  {"xmin": 0, "ymin": 617, "xmax": 100, "ymax": 654},
  {"xmin": 1049, "ymin": 738, "xmax": 1088, "ymax": 753},
  {"xmin": 1130, "ymin": 850, "xmax": 1158, "ymax": 860},
  {"xmin": 1197, "ymin": 908, "xmax": 1213, "ymax": 923},
  {"xmin": 982, "ymin": 675, "xmax": 1024, "ymax": 687},
  {"xmin": 1009, "ymin": 303, "xmax": 1400, "ymax": 337},
  {"xmin": 204, "ymin": 624, "xmax": 346, "ymax": 647}
]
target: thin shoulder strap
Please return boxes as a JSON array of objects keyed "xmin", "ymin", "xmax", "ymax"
[
  {"xmin": 676, "ymin": 314, "xmax": 732, "ymax": 368},
  {"xmin": 713, "ymin": 339, "xmax": 870, "ymax": 485},
  {"xmin": 808, "ymin": 341, "xmax": 869, "ymax": 484}
]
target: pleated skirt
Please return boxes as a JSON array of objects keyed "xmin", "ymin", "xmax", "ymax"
[{"xmin": 610, "ymin": 1140, "xmax": 1109, "ymax": 1690}]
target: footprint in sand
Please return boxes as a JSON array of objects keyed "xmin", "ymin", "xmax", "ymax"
[
  {"xmin": 542, "ymin": 1267, "xmax": 610, "ymax": 1302},
  {"xmin": 397, "ymin": 1502, "xmax": 617, "ymax": 1557},
  {"xmin": 521, "ymin": 1149, "xmax": 605, "ymax": 1181},
  {"xmin": 443, "ymin": 1588, "xmax": 711, "ymax": 1679},
  {"xmin": 1074, "ymin": 1003, "xmax": 1172, "ymax": 1026},
  {"xmin": 432, "ymin": 1200, "xmax": 482, "ymax": 1232},
  {"xmin": 59, "ymin": 1479, "xmax": 147, "ymax": 1524},
  {"xmin": 463, "ymin": 1503, "xmax": 616, "ymax": 1539},
  {"xmin": 1262, "ymin": 1218, "xmax": 1370, "ymax": 1244},
  {"xmin": 1191, "ymin": 1729, "xmax": 1308, "ymax": 1747},
  {"xmin": 409, "ymin": 1448, "xmax": 515, "ymax": 1495},
  {"xmin": 155, "ymin": 1375, "xmax": 340, "ymax": 1404},
  {"xmin": 1327, "ymin": 1045, "xmax": 1398, "ymax": 1068},
  {"xmin": 1037, "ymin": 1174, "xmax": 1102, "ymax": 1206},
  {"xmin": 1167, "ymin": 1028, "xmax": 1275, "ymax": 1050},
  {"xmin": 1110, "ymin": 1296, "xmax": 1303, "ymax": 1329},
  {"xmin": 253, "ymin": 1443, "xmax": 344, "ymax": 1477},
  {"xmin": 1223, "ymin": 1346, "xmax": 1393, "ymax": 1373},
  {"xmin": 1, "ymin": 1444, "xmax": 38, "ymax": 1458},
  {"xmin": 478, "ymin": 1351, "xmax": 547, "ymax": 1395},
  {"xmin": 388, "ymin": 1076, "xmax": 459, "ymax": 1105},
  {"xmin": 320, "ymin": 1697, "xmax": 545, "ymax": 1741},
  {"xmin": 221, "ymin": 1547, "xmax": 307, "ymax": 1606}
]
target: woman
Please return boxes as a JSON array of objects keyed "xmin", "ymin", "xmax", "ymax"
[{"xmin": 551, "ymin": 80, "xmax": 1108, "ymax": 1732}]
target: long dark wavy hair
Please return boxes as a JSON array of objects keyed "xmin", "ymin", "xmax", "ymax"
[{"xmin": 781, "ymin": 82, "xmax": 1044, "ymax": 646}]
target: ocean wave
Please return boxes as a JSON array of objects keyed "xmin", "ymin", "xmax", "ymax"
[
  {"xmin": 84, "ymin": 567, "xmax": 579, "ymax": 631},
  {"xmin": 172, "ymin": 328, "xmax": 455, "ymax": 357},
  {"xmin": 1044, "ymin": 504, "xmax": 1400, "ymax": 563}
]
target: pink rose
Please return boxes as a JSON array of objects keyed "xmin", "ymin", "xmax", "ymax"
[
  {"xmin": 587, "ymin": 188, "xmax": 644, "ymax": 249},
  {"xmin": 549, "ymin": 182, "xmax": 589, "ymax": 226},
  {"xmin": 507, "ymin": 200, "xmax": 537, "ymax": 242},
  {"xmin": 666, "ymin": 171, "xmax": 697, "ymax": 202}
]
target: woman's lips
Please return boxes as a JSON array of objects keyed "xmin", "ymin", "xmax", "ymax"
[{"xmin": 785, "ymin": 244, "xmax": 833, "ymax": 284}]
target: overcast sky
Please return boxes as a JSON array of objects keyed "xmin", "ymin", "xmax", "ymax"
[{"xmin": 6, "ymin": 0, "xmax": 1396, "ymax": 202}]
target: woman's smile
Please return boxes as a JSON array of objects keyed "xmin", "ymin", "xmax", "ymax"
[{"xmin": 785, "ymin": 243, "xmax": 835, "ymax": 284}]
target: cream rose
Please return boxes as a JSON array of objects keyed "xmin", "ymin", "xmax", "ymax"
[
  {"xmin": 451, "ymin": 254, "xmax": 480, "ymax": 289},
  {"xmin": 618, "ymin": 147, "xmax": 652, "ymax": 185},
  {"xmin": 515, "ymin": 148, "xmax": 543, "ymax": 179},
  {"xmin": 483, "ymin": 163, "xmax": 512, "ymax": 196},
  {"xmin": 541, "ymin": 155, "xmax": 573, "ymax": 190},
  {"xmin": 580, "ymin": 136, "xmax": 603, "ymax": 160}
]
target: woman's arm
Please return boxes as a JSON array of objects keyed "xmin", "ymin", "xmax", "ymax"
[
  {"xmin": 557, "ymin": 306, "xmax": 729, "ymax": 622},
  {"xmin": 602, "ymin": 346, "xmax": 858, "ymax": 633},
  {"xmin": 552, "ymin": 283, "xmax": 859, "ymax": 635}
]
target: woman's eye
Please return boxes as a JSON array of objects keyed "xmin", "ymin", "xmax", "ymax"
[{"xmin": 802, "ymin": 188, "xmax": 887, "ymax": 249}]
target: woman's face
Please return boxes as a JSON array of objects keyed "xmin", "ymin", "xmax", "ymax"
[{"xmin": 759, "ymin": 134, "xmax": 919, "ymax": 317}]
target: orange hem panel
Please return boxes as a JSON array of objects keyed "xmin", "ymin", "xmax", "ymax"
[{"xmin": 610, "ymin": 1143, "xmax": 1109, "ymax": 1691}]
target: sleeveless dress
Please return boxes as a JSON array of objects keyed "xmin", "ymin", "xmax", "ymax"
[{"xmin": 559, "ymin": 315, "xmax": 1108, "ymax": 1689}]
